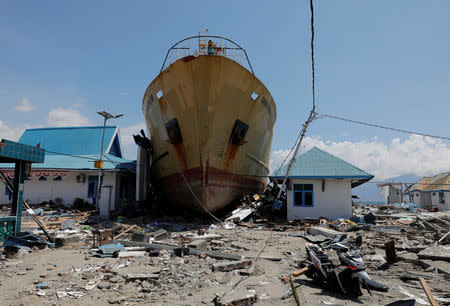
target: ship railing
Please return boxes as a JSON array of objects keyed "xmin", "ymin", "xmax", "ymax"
[{"xmin": 160, "ymin": 35, "xmax": 255, "ymax": 75}]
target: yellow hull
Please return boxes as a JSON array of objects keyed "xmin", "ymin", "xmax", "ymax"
[{"xmin": 142, "ymin": 55, "xmax": 276, "ymax": 212}]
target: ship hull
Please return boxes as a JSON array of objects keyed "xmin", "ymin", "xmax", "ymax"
[{"xmin": 143, "ymin": 55, "xmax": 276, "ymax": 212}]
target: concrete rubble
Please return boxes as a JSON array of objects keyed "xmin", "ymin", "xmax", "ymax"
[{"xmin": 0, "ymin": 199, "xmax": 449, "ymax": 305}]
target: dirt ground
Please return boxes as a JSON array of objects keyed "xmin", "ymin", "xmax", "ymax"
[{"xmin": 1, "ymin": 222, "xmax": 449, "ymax": 306}]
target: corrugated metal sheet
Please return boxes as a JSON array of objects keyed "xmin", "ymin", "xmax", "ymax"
[
  {"xmin": 19, "ymin": 126, "xmax": 117, "ymax": 156},
  {"xmin": 0, "ymin": 154, "xmax": 134, "ymax": 171},
  {"xmin": 410, "ymin": 172, "xmax": 450, "ymax": 192},
  {"xmin": 272, "ymin": 147, "xmax": 374, "ymax": 179},
  {"xmin": 1, "ymin": 126, "xmax": 135, "ymax": 171}
]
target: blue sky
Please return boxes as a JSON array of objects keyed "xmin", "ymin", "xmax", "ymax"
[{"xmin": 1, "ymin": 1, "xmax": 449, "ymax": 179}]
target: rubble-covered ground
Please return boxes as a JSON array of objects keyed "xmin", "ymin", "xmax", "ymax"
[{"xmin": 1, "ymin": 205, "xmax": 449, "ymax": 306}]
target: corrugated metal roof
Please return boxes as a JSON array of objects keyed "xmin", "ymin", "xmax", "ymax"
[
  {"xmin": 0, "ymin": 126, "xmax": 136, "ymax": 172},
  {"xmin": 272, "ymin": 147, "xmax": 374, "ymax": 179},
  {"xmin": 410, "ymin": 172, "xmax": 450, "ymax": 192},
  {"xmin": 19, "ymin": 126, "xmax": 118, "ymax": 156},
  {"xmin": 0, "ymin": 154, "xmax": 134, "ymax": 171}
]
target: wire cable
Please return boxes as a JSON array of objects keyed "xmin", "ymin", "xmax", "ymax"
[
  {"xmin": 178, "ymin": 169, "xmax": 224, "ymax": 225},
  {"xmin": 317, "ymin": 113, "xmax": 450, "ymax": 141}
]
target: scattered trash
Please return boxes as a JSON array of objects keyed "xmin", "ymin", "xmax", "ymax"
[{"xmin": 223, "ymin": 222, "xmax": 236, "ymax": 230}]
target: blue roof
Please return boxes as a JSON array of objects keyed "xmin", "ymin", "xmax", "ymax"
[
  {"xmin": 19, "ymin": 126, "xmax": 118, "ymax": 156},
  {"xmin": 0, "ymin": 154, "xmax": 134, "ymax": 171},
  {"xmin": 0, "ymin": 126, "xmax": 136, "ymax": 171},
  {"xmin": 272, "ymin": 147, "xmax": 373, "ymax": 180}
]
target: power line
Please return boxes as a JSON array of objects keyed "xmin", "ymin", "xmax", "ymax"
[
  {"xmin": 368, "ymin": 181, "xmax": 450, "ymax": 186},
  {"xmin": 310, "ymin": 0, "xmax": 316, "ymax": 109},
  {"xmin": 317, "ymin": 113, "xmax": 450, "ymax": 141}
]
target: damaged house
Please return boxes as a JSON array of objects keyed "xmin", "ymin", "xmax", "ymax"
[
  {"xmin": 273, "ymin": 147, "xmax": 373, "ymax": 220},
  {"xmin": 409, "ymin": 172, "xmax": 450, "ymax": 211},
  {"xmin": 0, "ymin": 126, "xmax": 135, "ymax": 216}
]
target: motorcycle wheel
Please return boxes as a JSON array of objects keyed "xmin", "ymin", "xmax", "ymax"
[{"xmin": 339, "ymin": 270, "xmax": 362, "ymax": 297}]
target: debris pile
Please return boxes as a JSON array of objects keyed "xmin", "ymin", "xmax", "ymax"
[{"xmin": 0, "ymin": 198, "xmax": 449, "ymax": 305}]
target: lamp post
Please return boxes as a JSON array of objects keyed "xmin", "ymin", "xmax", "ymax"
[{"xmin": 96, "ymin": 111, "xmax": 123, "ymax": 211}]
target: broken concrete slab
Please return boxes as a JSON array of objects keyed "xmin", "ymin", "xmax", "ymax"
[
  {"xmin": 418, "ymin": 259, "xmax": 450, "ymax": 276},
  {"xmin": 126, "ymin": 273, "xmax": 159, "ymax": 281},
  {"xmin": 230, "ymin": 241, "xmax": 252, "ymax": 251},
  {"xmin": 117, "ymin": 251, "xmax": 146, "ymax": 258},
  {"xmin": 307, "ymin": 227, "xmax": 342, "ymax": 239},
  {"xmin": 213, "ymin": 292, "xmax": 258, "ymax": 306},
  {"xmin": 418, "ymin": 246, "xmax": 450, "ymax": 262},
  {"xmin": 60, "ymin": 219, "xmax": 76, "ymax": 230},
  {"xmin": 235, "ymin": 267, "xmax": 255, "ymax": 276},
  {"xmin": 210, "ymin": 240, "xmax": 225, "ymax": 248},
  {"xmin": 188, "ymin": 239, "xmax": 208, "ymax": 249},
  {"xmin": 151, "ymin": 229, "xmax": 169, "ymax": 240},
  {"xmin": 115, "ymin": 239, "xmax": 242, "ymax": 261},
  {"xmin": 211, "ymin": 259, "xmax": 253, "ymax": 272}
]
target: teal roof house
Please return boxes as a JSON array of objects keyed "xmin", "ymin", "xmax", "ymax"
[
  {"xmin": 272, "ymin": 147, "xmax": 373, "ymax": 220},
  {"xmin": 0, "ymin": 126, "xmax": 136, "ymax": 217}
]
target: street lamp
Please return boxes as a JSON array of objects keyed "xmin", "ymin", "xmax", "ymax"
[{"xmin": 95, "ymin": 111, "xmax": 123, "ymax": 211}]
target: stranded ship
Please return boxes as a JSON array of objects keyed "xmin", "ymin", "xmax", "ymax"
[{"xmin": 142, "ymin": 31, "xmax": 277, "ymax": 212}]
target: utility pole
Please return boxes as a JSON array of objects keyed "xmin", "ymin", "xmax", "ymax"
[{"xmin": 95, "ymin": 111, "xmax": 123, "ymax": 211}]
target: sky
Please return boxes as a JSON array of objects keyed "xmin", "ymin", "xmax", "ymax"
[{"xmin": 0, "ymin": 0, "xmax": 449, "ymax": 181}]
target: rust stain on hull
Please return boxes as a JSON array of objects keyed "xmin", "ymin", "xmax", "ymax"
[
  {"xmin": 173, "ymin": 143, "xmax": 188, "ymax": 170},
  {"xmin": 224, "ymin": 144, "xmax": 239, "ymax": 172}
]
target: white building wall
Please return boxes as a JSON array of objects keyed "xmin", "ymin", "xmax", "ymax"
[
  {"xmin": 0, "ymin": 170, "xmax": 118, "ymax": 210},
  {"xmin": 287, "ymin": 179, "xmax": 352, "ymax": 220},
  {"xmin": 411, "ymin": 192, "xmax": 421, "ymax": 206}
]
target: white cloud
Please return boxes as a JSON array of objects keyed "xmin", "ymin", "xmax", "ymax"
[
  {"xmin": 15, "ymin": 98, "xmax": 35, "ymax": 112},
  {"xmin": 0, "ymin": 120, "xmax": 23, "ymax": 141},
  {"xmin": 270, "ymin": 135, "xmax": 450, "ymax": 180},
  {"xmin": 47, "ymin": 107, "xmax": 91, "ymax": 127},
  {"xmin": 119, "ymin": 122, "xmax": 147, "ymax": 159}
]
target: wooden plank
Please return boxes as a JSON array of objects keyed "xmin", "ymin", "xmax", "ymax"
[
  {"xmin": 113, "ymin": 224, "xmax": 137, "ymax": 240},
  {"xmin": 289, "ymin": 275, "xmax": 301, "ymax": 306},
  {"xmin": 419, "ymin": 277, "xmax": 439, "ymax": 306},
  {"xmin": 292, "ymin": 267, "xmax": 309, "ymax": 277}
]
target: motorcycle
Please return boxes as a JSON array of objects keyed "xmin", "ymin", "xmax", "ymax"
[{"xmin": 300, "ymin": 235, "xmax": 389, "ymax": 297}]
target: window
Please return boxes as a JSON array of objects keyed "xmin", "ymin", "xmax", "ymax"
[
  {"xmin": 439, "ymin": 192, "xmax": 445, "ymax": 204},
  {"xmin": 293, "ymin": 184, "xmax": 314, "ymax": 207},
  {"xmin": 38, "ymin": 176, "xmax": 47, "ymax": 181},
  {"xmin": 87, "ymin": 175, "xmax": 103, "ymax": 199},
  {"xmin": 54, "ymin": 175, "xmax": 63, "ymax": 181}
]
